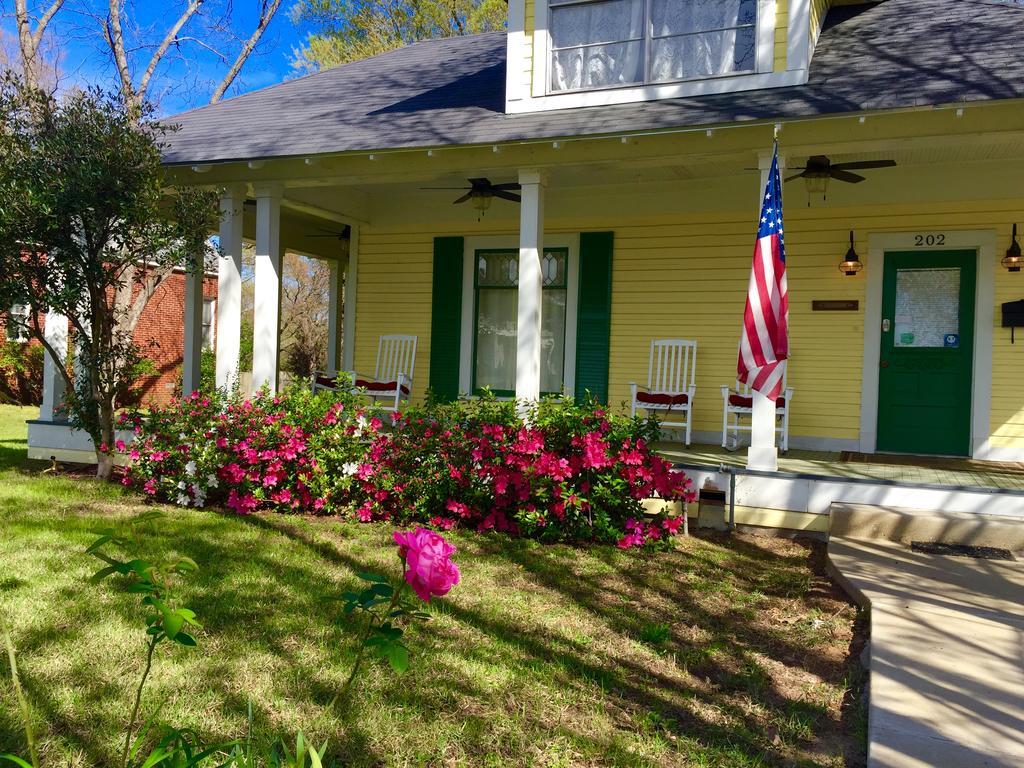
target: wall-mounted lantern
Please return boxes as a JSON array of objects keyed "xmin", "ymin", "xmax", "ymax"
[
  {"xmin": 838, "ymin": 231, "xmax": 863, "ymax": 276},
  {"xmin": 1003, "ymin": 224, "xmax": 1022, "ymax": 272}
]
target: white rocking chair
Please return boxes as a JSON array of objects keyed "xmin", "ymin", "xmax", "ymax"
[
  {"xmin": 630, "ymin": 339, "xmax": 697, "ymax": 445},
  {"xmin": 314, "ymin": 334, "xmax": 417, "ymax": 413},
  {"xmin": 720, "ymin": 371, "xmax": 794, "ymax": 452}
]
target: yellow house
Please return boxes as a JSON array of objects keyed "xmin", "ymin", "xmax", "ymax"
[{"xmin": 128, "ymin": 0, "xmax": 1024, "ymax": 528}]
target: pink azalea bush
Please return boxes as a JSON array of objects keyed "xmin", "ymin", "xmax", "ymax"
[{"xmin": 127, "ymin": 389, "xmax": 694, "ymax": 548}]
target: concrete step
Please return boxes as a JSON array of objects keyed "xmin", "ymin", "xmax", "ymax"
[{"xmin": 829, "ymin": 503, "xmax": 1024, "ymax": 551}]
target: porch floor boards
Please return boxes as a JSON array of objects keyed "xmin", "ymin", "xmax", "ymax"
[{"xmin": 655, "ymin": 442, "xmax": 1024, "ymax": 492}]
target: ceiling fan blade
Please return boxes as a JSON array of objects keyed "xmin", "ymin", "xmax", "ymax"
[
  {"xmin": 830, "ymin": 159, "xmax": 897, "ymax": 171},
  {"xmin": 453, "ymin": 191, "xmax": 474, "ymax": 204},
  {"xmin": 467, "ymin": 177, "xmax": 491, "ymax": 186},
  {"xmin": 421, "ymin": 186, "xmax": 473, "ymax": 190},
  {"xmin": 492, "ymin": 190, "xmax": 522, "ymax": 203},
  {"xmin": 830, "ymin": 169, "xmax": 867, "ymax": 184},
  {"xmin": 784, "ymin": 172, "xmax": 809, "ymax": 183},
  {"xmin": 491, "ymin": 182, "xmax": 522, "ymax": 191}
]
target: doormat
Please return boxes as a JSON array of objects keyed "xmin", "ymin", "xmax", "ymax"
[
  {"xmin": 910, "ymin": 541, "xmax": 1015, "ymax": 561},
  {"xmin": 840, "ymin": 452, "xmax": 1024, "ymax": 474}
]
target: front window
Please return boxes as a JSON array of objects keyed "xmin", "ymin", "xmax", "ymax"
[
  {"xmin": 474, "ymin": 248, "xmax": 568, "ymax": 395},
  {"xmin": 550, "ymin": 0, "xmax": 757, "ymax": 92},
  {"xmin": 6, "ymin": 304, "xmax": 29, "ymax": 343},
  {"xmin": 201, "ymin": 299, "xmax": 216, "ymax": 350}
]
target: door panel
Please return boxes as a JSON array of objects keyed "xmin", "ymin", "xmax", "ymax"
[{"xmin": 876, "ymin": 250, "xmax": 975, "ymax": 456}]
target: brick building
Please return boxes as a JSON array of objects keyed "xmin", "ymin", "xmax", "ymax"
[{"xmin": 4, "ymin": 269, "xmax": 217, "ymax": 408}]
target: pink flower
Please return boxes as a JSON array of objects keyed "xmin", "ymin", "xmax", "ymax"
[
  {"xmin": 662, "ymin": 516, "xmax": 684, "ymax": 535},
  {"xmin": 143, "ymin": 478, "xmax": 157, "ymax": 495},
  {"xmin": 115, "ymin": 439, "xmax": 126, "ymax": 453},
  {"xmin": 393, "ymin": 527, "xmax": 461, "ymax": 602}
]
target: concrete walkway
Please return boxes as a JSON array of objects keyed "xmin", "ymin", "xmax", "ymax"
[{"xmin": 829, "ymin": 536, "xmax": 1024, "ymax": 767}]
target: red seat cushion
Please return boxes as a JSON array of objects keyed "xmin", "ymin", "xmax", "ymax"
[
  {"xmin": 728, "ymin": 394, "xmax": 786, "ymax": 409},
  {"xmin": 636, "ymin": 391, "xmax": 689, "ymax": 406},
  {"xmin": 315, "ymin": 375, "xmax": 338, "ymax": 389},
  {"xmin": 356, "ymin": 378, "xmax": 410, "ymax": 395}
]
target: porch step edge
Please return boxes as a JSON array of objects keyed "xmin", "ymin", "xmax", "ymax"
[{"xmin": 828, "ymin": 502, "xmax": 1024, "ymax": 550}]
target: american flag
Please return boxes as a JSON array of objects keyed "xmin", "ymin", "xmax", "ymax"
[{"xmin": 738, "ymin": 144, "xmax": 789, "ymax": 401}]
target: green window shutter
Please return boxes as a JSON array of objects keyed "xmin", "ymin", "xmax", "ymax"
[
  {"xmin": 575, "ymin": 232, "xmax": 613, "ymax": 404},
  {"xmin": 429, "ymin": 236, "xmax": 464, "ymax": 402}
]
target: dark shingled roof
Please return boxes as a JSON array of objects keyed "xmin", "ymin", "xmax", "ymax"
[{"xmin": 162, "ymin": 0, "xmax": 1024, "ymax": 165}]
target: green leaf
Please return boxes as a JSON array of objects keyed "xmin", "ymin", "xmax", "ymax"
[
  {"xmin": 380, "ymin": 642, "xmax": 409, "ymax": 674},
  {"xmin": 137, "ymin": 746, "xmax": 173, "ymax": 768},
  {"xmin": 85, "ymin": 533, "xmax": 113, "ymax": 553},
  {"xmin": 369, "ymin": 583, "xmax": 394, "ymax": 597},
  {"xmin": 172, "ymin": 631, "xmax": 197, "ymax": 647},
  {"xmin": 0, "ymin": 755, "xmax": 34, "ymax": 768},
  {"xmin": 90, "ymin": 564, "xmax": 120, "ymax": 583},
  {"xmin": 162, "ymin": 609, "xmax": 185, "ymax": 639},
  {"xmin": 356, "ymin": 572, "xmax": 388, "ymax": 584}
]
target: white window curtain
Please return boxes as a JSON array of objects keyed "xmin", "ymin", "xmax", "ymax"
[
  {"xmin": 551, "ymin": 0, "xmax": 645, "ymax": 91},
  {"xmin": 550, "ymin": 0, "xmax": 757, "ymax": 92}
]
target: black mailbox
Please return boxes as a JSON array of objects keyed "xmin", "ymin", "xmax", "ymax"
[{"xmin": 1002, "ymin": 300, "xmax": 1024, "ymax": 343}]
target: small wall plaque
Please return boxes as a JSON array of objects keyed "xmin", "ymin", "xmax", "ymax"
[{"xmin": 812, "ymin": 300, "xmax": 859, "ymax": 311}]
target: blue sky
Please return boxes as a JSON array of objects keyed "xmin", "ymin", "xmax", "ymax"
[{"xmin": 2, "ymin": 1, "xmax": 313, "ymax": 115}]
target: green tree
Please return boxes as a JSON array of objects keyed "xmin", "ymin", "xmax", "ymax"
[
  {"xmin": 291, "ymin": 0, "xmax": 507, "ymax": 71},
  {"xmin": 0, "ymin": 79, "xmax": 217, "ymax": 479}
]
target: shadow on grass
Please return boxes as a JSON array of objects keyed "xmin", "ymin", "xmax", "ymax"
[{"xmin": 3, "ymin": 506, "xmax": 861, "ymax": 767}]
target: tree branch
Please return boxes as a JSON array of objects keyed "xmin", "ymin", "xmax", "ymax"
[
  {"xmin": 106, "ymin": 0, "xmax": 136, "ymax": 106},
  {"xmin": 136, "ymin": 0, "xmax": 205, "ymax": 101},
  {"xmin": 210, "ymin": 0, "xmax": 283, "ymax": 103}
]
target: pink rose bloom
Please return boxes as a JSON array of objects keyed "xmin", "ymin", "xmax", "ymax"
[{"xmin": 393, "ymin": 527, "xmax": 460, "ymax": 602}]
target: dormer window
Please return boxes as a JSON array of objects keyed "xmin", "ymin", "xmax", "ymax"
[{"xmin": 550, "ymin": 0, "xmax": 758, "ymax": 92}]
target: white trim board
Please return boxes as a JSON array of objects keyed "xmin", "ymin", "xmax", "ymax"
[
  {"xmin": 460, "ymin": 234, "xmax": 580, "ymax": 397},
  {"xmin": 682, "ymin": 466, "xmax": 1024, "ymax": 520},
  {"xmin": 860, "ymin": 230, "xmax": 996, "ymax": 460}
]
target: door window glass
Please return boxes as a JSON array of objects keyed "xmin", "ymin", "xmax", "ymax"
[{"xmin": 893, "ymin": 267, "xmax": 960, "ymax": 348}]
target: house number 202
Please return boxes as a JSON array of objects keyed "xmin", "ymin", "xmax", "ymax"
[{"xmin": 914, "ymin": 233, "xmax": 946, "ymax": 246}]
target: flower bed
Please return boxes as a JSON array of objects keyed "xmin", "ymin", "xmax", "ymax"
[{"xmin": 125, "ymin": 387, "xmax": 695, "ymax": 548}]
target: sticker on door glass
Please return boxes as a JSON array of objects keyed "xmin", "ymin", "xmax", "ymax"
[{"xmin": 893, "ymin": 268, "xmax": 960, "ymax": 348}]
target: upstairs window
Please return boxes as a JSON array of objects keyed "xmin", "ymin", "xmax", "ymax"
[{"xmin": 550, "ymin": 0, "xmax": 758, "ymax": 92}]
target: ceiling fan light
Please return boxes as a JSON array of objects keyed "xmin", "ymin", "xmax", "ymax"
[
  {"xmin": 804, "ymin": 174, "xmax": 829, "ymax": 196},
  {"xmin": 472, "ymin": 194, "xmax": 492, "ymax": 212}
]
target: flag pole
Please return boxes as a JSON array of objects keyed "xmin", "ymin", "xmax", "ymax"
[{"xmin": 746, "ymin": 135, "xmax": 785, "ymax": 472}]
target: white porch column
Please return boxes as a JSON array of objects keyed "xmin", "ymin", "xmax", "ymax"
[
  {"xmin": 515, "ymin": 169, "xmax": 546, "ymax": 410},
  {"xmin": 39, "ymin": 310, "xmax": 67, "ymax": 421},
  {"xmin": 342, "ymin": 225, "xmax": 359, "ymax": 371},
  {"xmin": 747, "ymin": 150, "xmax": 786, "ymax": 472},
  {"xmin": 216, "ymin": 186, "xmax": 245, "ymax": 390},
  {"xmin": 182, "ymin": 254, "xmax": 204, "ymax": 397},
  {"xmin": 327, "ymin": 257, "xmax": 344, "ymax": 372},
  {"xmin": 252, "ymin": 184, "xmax": 282, "ymax": 392}
]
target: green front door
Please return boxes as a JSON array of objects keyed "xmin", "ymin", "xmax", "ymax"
[{"xmin": 877, "ymin": 250, "xmax": 975, "ymax": 456}]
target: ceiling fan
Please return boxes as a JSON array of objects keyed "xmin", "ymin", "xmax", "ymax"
[
  {"xmin": 421, "ymin": 177, "xmax": 522, "ymax": 212},
  {"xmin": 786, "ymin": 155, "xmax": 896, "ymax": 200},
  {"xmin": 307, "ymin": 225, "xmax": 351, "ymax": 241}
]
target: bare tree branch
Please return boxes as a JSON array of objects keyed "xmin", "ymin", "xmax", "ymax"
[
  {"xmin": 136, "ymin": 0, "xmax": 205, "ymax": 102},
  {"xmin": 210, "ymin": 0, "xmax": 283, "ymax": 103},
  {"xmin": 13, "ymin": 0, "xmax": 64, "ymax": 91},
  {"xmin": 105, "ymin": 0, "xmax": 135, "ymax": 105}
]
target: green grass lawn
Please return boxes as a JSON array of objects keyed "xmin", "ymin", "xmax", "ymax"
[{"xmin": 0, "ymin": 404, "xmax": 865, "ymax": 767}]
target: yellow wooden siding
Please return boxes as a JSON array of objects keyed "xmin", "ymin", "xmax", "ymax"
[
  {"xmin": 774, "ymin": 0, "xmax": 789, "ymax": 72},
  {"xmin": 523, "ymin": 0, "xmax": 536, "ymax": 97},
  {"xmin": 809, "ymin": 0, "xmax": 830, "ymax": 54},
  {"xmin": 354, "ymin": 199, "xmax": 1024, "ymax": 451}
]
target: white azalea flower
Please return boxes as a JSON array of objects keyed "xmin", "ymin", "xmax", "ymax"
[
  {"xmin": 176, "ymin": 493, "xmax": 190, "ymax": 506},
  {"xmin": 342, "ymin": 462, "xmax": 359, "ymax": 476},
  {"xmin": 206, "ymin": 474, "xmax": 219, "ymax": 488},
  {"xmin": 184, "ymin": 460, "xmax": 197, "ymax": 476},
  {"xmin": 177, "ymin": 480, "xmax": 187, "ymax": 490}
]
